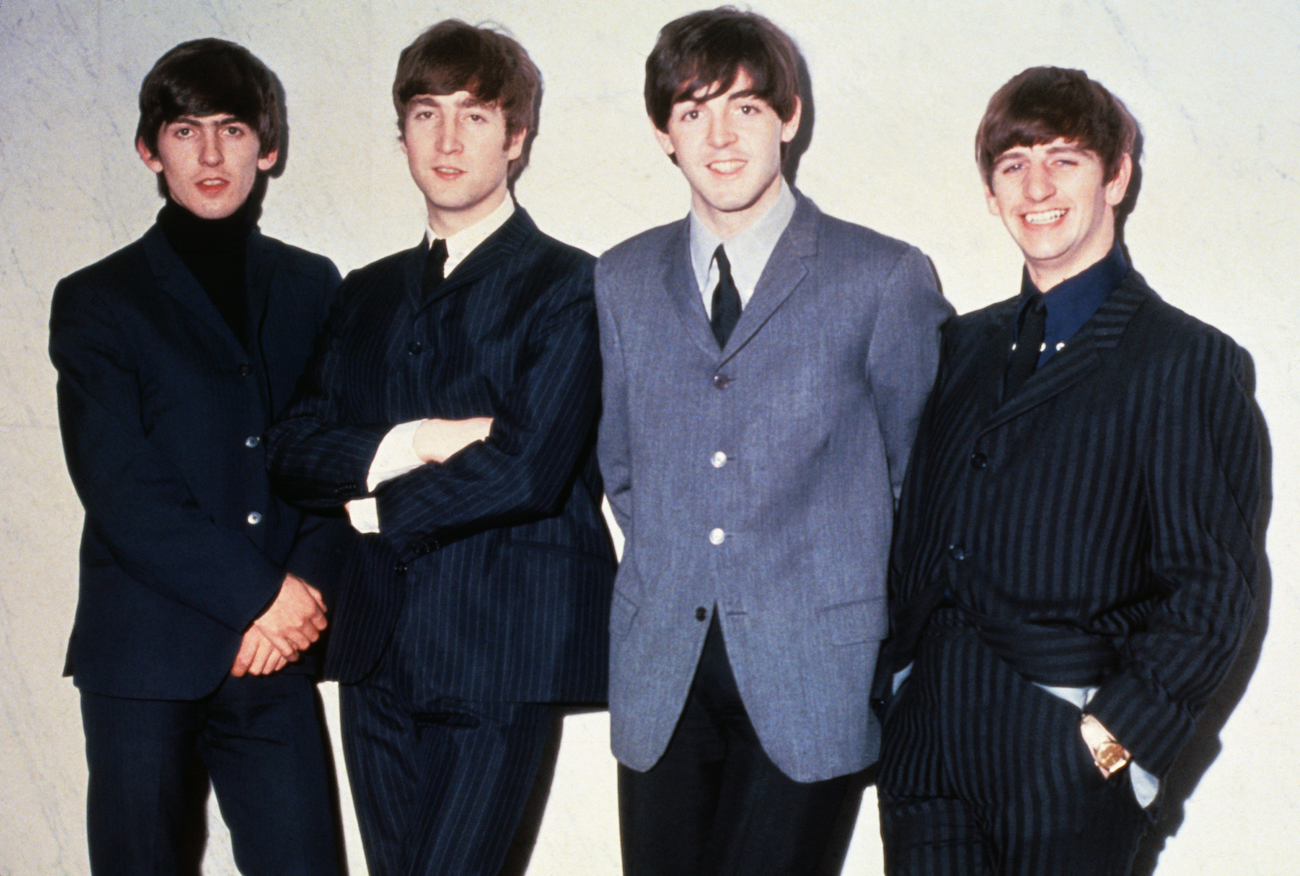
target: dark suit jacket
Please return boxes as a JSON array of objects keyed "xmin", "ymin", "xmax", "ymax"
[
  {"xmin": 266, "ymin": 208, "xmax": 615, "ymax": 700},
  {"xmin": 50, "ymin": 224, "xmax": 344, "ymax": 700},
  {"xmin": 881, "ymin": 269, "xmax": 1259, "ymax": 782}
]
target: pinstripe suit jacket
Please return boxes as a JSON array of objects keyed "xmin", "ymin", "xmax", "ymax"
[
  {"xmin": 881, "ymin": 268, "xmax": 1259, "ymax": 784},
  {"xmin": 596, "ymin": 194, "xmax": 951, "ymax": 782},
  {"xmin": 267, "ymin": 208, "xmax": 615, "ymax": 699}
]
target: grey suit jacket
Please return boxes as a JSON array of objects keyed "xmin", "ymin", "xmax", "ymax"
[{"xmin": 595, "ymin": 192, "xmax": 951, "ymax": 781}]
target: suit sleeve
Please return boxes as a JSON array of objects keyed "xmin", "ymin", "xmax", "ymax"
[
  {"xmin": 1086, "ymin": 331, "xmax": 1260, "ymax": 777},
  {"xmin": 371, "ymin": 258, "xmax": 603, "ymax": 562},
  {"xmin": 50, "ymin": 278, "xmax": 283, "ymax": 632},
  {"xmin": 593, "ymin": 258, "xmax": 633, "ymax": 541},
  {"xmin": 866, "ymin": 247, "xmax": 952, "ymax": 501},
  {"xmin": 265, "ymin": 278, "xmax": 395, "ymax": 509}
]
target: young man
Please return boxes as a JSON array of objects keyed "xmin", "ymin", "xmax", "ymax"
[
  {"xmin": 49, "ymin": 39, "xmax": 344, "ymax": 876},
  {"xmin": 874, "ymin": 67, "xmax": 1260, "ymax": 876},
  {"xmin": 595, "ymin": 8, "xmax": 950, "ymax": 874},
  {"xmin": 266, "ymin": 21, "xmax": 615, "ymax": 876}
]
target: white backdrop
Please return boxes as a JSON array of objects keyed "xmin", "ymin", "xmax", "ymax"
[{"xmin": 2, "ymin": 1, "xmax": 1297, "ymax": 873}]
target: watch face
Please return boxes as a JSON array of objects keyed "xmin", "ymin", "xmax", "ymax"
[{"xmin": 1096, "ymin": 741, "xmax": 1130, "ymax": 776}]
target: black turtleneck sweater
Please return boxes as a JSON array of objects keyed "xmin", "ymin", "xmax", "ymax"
[{"xmin": 156, "ymin": 199, "xmax": 256, "ymax": 349}]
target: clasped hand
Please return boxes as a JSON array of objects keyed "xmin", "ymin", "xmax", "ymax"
[{"xmin": 230, "ymin": 573, "xmax": 328, "ymax": 676}]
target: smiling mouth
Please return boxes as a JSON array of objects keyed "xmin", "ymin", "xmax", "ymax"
[
  {"xmin": 1024, "ymin": 209, "xmax": 1067, "ymax": 225},
  {"xmin": 197, "ymin": 178, "xmax": 229, "ymax": 192},
  {"xmin": 707, "ymin": 159, "xmax": 746, "ymax": 175},
  {"xmin": 434, "ymin": 166, "xmax": 465, "ymax": 178}
]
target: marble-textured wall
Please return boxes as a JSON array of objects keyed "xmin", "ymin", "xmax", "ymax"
[{"xmin": 3, "ymin": 1, "xmax": 1296, "ymax": 873}]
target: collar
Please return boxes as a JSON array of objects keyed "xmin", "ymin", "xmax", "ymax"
[
  {"xmin": 1016, "ymin": 243, "xmax": 1128, "ymax": 363},
  {"xmin": 689, "ymin": 178, "xmax": 796, "ymax": 311},
  {"xmin": 426, "ymin": 195, "xmax": 515, "ymax": 276}
]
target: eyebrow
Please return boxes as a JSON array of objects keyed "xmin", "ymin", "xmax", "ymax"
[
  {"xmin": 409, "ymin": 95, "xmax": 495, "ymax": 110},
  {"xmin": 675, "ymin": 83, "xmax": 763, "ymax": 107},
  {"xmin": 995, "ymin": 143, "xmax": 1091, "ymax": 163},
  {"xmin": 169, "ymin": 115, "xmax": 243, "ymax": 128}
]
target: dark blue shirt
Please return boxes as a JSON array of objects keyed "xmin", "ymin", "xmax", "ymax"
[{"xmin": 1015, "ymin": 244, "xmax": 1128, "ymax": 367}]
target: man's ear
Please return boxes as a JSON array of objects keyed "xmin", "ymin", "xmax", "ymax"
[
  {"xmin": 1105, "ymin": 152, "xmax": 1133, "ymax": 207},
  {"xmin": 984, "ymin": 181, "xmax": 1001, "ymax": 216},
  {"xmin": 652, "ymin": 121, "xmax": 675, "ymax": 160},
  {"xmin": 505, "ymin": 127, "xmax": 527, "ymax": 162},
  {"xmin": 257, "ymin": 150, "xmax": 279, "ymax": 172},
  {"xmin": 780, "ymin": 96, "xmax": 802, "ymax": 144},
  {"xmin": 136, "ymin": 137, "xmax": 163, "ymax": 174}
]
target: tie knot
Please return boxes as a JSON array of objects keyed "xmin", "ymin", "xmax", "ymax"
[
  {"xmin": 714, "ymin": 244, "xmax": 731, "ymax": 276},
  {"xmin": 425, "ymin": 238, "xmax": 449, "ymax": 292},
  {"xmin": 428, "ymin": 237, "xmax": 448, "ymax": 271}
]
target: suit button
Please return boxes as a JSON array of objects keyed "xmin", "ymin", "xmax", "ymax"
[
  {"xmin": 712, "ymin": 373, "xmax": 731, "ymax": 389},
  {"xmin": 695, "ymin": 606, "xmax": 708, "ymax": 622},
  {"xmin": 238, "ymin": 363, "xmax": 253, "ymax": 377},
  {"xmin": 247, "ymin": 511, "xmax": 262, "ymax": 525},
  {"xmin": 408, "ymin": 341, "xmax": 422, "ymax": 354},
  {"xmin": 711, "ymin": 451, "xmax": 728, "ymax": 469},
  {"xmin": 970, "ymin": 452, "xmax": 987, "ymax": 470},
  {"xmin": 709, "ymin": 527, "xmax": 726, "ymax": 545},
  {"xmin": 395, "ymin": 563, "xmax": 408, "ymax": 574},
  {"xmin": 948, "ymin": 544, "xmax": 966, "ymax": 561},
  {"xmin": 245, "ymin": 435, "xmax": 261, "ymax": 448}
]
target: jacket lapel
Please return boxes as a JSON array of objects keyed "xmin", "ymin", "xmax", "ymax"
[
  {"xmin": 979, "ymin": 270, "xmax": 1150, "ymax": 434},
  {"xmin": 662, "ymin": 220, "xmax": 722, "ymax": 358},
  {"xmin": 719, "ymin": 194, "xmax": 815, "ymax": 361},
  {"xmin": 665, "ymin": 192, "xmax": 818, "ymax": 362},
  {"xmin": 413, "ymin": 208, "xmax": 536, "ymax": 314}
]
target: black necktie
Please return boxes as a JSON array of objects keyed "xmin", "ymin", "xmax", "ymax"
[
  {"xmin": 424, "ymin": 238, "xmax": 448, "ymax": 296},
  {"xmin": 710, "ymin": 245, "xmax": 741, "ymax": 348},
  {"xmin": 1004, "ymin": 292, "xmax": 1046, "ymax": 399}
]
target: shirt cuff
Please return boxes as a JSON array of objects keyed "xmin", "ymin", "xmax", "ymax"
[
  {"xmin": 345, "ymin": 498, "xmax": 380, "ymax": 534},
  {"xmin": 367, "ymin": 420, "xmax": 425, "ymax": 491}
]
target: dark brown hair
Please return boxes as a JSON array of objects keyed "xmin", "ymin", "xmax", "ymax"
[
  {"xmin": 393, "ymin": 20, "xmax": 540, "ymax": 181},
  {"xmin": 976, "ymin": 66, "xmax": 1138, "ymax": 188},
  {"xmin": 645, "ymin": 7, "xmax": 801, "ymax": 133},
  {"xmin": 136, "ymin": 38, "xmax": 281, "ymax": 161}
]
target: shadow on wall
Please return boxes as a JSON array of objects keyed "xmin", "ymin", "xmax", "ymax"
[{"xmin": 1131, "ymin": 351, "xmax": 1272, "ymax": 876}]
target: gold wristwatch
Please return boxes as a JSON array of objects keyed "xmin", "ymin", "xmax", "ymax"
[{"xmin": 1080, "ymin": 714, "xmax": 1131, "ymax": 778}]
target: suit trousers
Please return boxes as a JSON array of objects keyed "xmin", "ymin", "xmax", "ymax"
[
  {"xmin": 79, "ymin": 673, "xmax": 342, "ymax": 876},
  {"xmin": 618, "ymin": 614, "xmax": 852, "ymax": 876},
  {"xmin": 340, "ymin": 678, "xmax": 552, "ymax": 876},
  {"xmin": 877, "ymin": 617, "xmax": 1146, "ymax": 876}
]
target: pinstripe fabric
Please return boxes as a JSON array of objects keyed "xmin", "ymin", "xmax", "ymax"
[
  {"xmin": 879, "ymin": 615, "xmax": 1148, "ymax": 875},
  {"xmin": 877, "ymin": 269, "xmax": 1259, "ymax": 871},
  {"xmin": 341, "ymin": 679, "xmax": 550, "ymax": 876},
  {"xmin": 266, "ymin": 209, "xmax": 614, "ymax": 874},
  {"xmin": 266, "ymin": 208, "xmax": 615, "ymax": 699}
]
